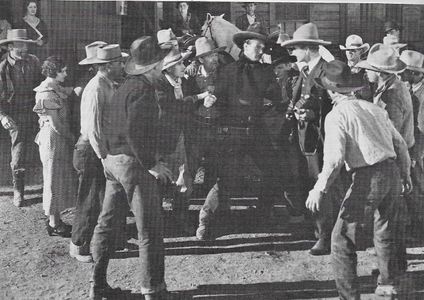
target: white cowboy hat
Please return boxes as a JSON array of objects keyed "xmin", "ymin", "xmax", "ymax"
[
  {"xmin": 194, "ymin": 37, "xmax": 226, "ymax": 58},
  {"xmin": 157, "ymin": 28, "xmax": 178, "ymax": 50},
  {"xmin": 280, "ymin": 23, "xmax": 331, "ymax": 47},
  {"xmin": 125, "ymin": 36, "xmax": 167, "ymax": 75},
  {"xmin": 356, "ymin": 43, "xmax": 406, "ymax": 74},
  {"xmin": 162, "ymin": 49, "xmax": 191, "ymax": 71},
  {"xmin": 78, "ymin": 41, "xmax": 108, "ymax": 65},
  {"xmin": 86, "ymin": 44, "xmax": 128, "ymax": 65},
  {"xmin": 339, "ymin": 34, "xmax": 370, "ymax": 53},
  {"xmin": 0, "ymin": 29, "xmax": 37, "ymax": 45},
  {"xmin": 399, "ymin": 50, "xmax": 424, "ymax": 73}
]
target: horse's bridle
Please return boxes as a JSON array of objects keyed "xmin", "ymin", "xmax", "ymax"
[{"xmin": 202, "ymin": 16, "xmax": 214, "ymax": 40}]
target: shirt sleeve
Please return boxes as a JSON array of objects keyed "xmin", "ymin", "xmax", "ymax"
[
  {"xmin": 384, "ymin": 89, "xmax": 404, "ymax": 134},
  {"xmin": 388, "ymin": 115, "xmax": 411, "ymax": 179},
  {"xmin": 86, "ymin": 87, "xmax": 108, "ymax": 159},
  {"xmin": 314, "ymin": 111, "xmax": 346, "ymax": 192}
]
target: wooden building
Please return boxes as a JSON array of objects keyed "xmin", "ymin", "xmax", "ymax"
[{"xmin": 1, "ymin": 1, "xmax": 424, "ymax": 187}]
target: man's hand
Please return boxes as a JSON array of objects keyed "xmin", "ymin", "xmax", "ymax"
[
  {"xmin": 149, "ymin": 161, "xmax": 173, "ymax": 184},
  {"xmin": 305, "ymin": 189, "xmax": 324, "ymax": 213},
  {"xmin": 197, "ymin": 91, "xmax": 209, "ymax": 100},
  {"xmin": 402, "ymin": 175, "xmax": 413, "ymax": 195},
  {"xmin": 36, "ymin": 39, "xmax": 44, "ymax": 46},
  {"xmin": 203, "ymin": 94, "xmax": 217, "ymax": 108},
  {"xmin": 1, "ymin": 116, "xmax": 16, "ymax": 130},
  {"xmin": 296, "ymin": 108, "xmax": 316, "ymax": 122}
]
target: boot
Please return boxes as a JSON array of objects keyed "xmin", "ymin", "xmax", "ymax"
[
  {"xmin": 309, "ymin": 238, "xmax": 331, "ymax": 256},
  {"xmin": 12, "ymin": 172, "xmax": 25, "ymax": 207}
]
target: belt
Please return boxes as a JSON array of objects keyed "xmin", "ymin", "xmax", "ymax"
[
  {"xmin": 193, "ymin": 116, "xmax": 217, "ymax": 126},
  {"xmin": 217, "ymin": 126, "xmax": 252, "ymax": 135}
]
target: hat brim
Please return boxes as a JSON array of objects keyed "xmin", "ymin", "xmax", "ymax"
[
  {"xmin": 0, "ymin": 38, "xmax": 37, "ymax": 46},
  {"xmin": 233, "ymin": 32, "xmax": 268, "ymax": 49},
  {"xmin": 314, "ymin": 77, "xmax": 364, "ymax": 94},
  {"xmin": 280, "ymin": 38, "xmax": 331, "ymax": 48},
  {"xmin": 405, "ymin": 65, "xmax": 424, "ymax": 73},
  {"xmin": 355, "ymin": 59, "xmax": 407, "ymax": 74},
  {"xmin": 195, "ymin": 46, "xmax": 226, "ymax": 58},
  {"xmin": 162, "ymin": 51, "xmax": 192, "ymax": 71},
  {"xmin": 339, "ymin": 43, "xmax": 370, "ymax": 53},
  {"xmin": 79, "ymin": 53, "xmax": 129, "ymax": 66},
  {"xmin": 271, "ymin": 55, "xmax": 297, "ymax": 66}
]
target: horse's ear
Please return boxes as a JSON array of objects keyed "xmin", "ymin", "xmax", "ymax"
[
  {"xmin": 220, "ymin": 14, "xmax": 225, "ymax": 18},
  {"xmin": 206, "ymin": 13, "xmax": 212, "ymax": 21}
]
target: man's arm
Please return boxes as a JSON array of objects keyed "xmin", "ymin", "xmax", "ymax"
[
  {"xmin": 384, "ymin": 89, "xmax": 404, "ymax": 134},
  {"xmin": 86, "ymin": 87, "xmax": 108, "ymax": 159},
  {"xmin": 389, "ymin": 117, "xmax": 411, "ymax": 179}
]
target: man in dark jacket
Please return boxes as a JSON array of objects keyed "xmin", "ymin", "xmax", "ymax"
[
  {"xmin": 89, "ymin": 36, "xmax": 172, "ymax": 300},
  {"xmin": 281, "ymin": 23, "xmax": 341, "ymax": 256},
  {"xmin": 0, "ymin": 29, "xmax": 41, "ymax": 207},
  {"xmin": 235, "ymin": 2, "xmax": 267, "ymax": 33}
]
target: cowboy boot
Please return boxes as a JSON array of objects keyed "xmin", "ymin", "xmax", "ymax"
[{"xmin": 12, "ymin": 172, "xmax": 25, "ymax": 207}]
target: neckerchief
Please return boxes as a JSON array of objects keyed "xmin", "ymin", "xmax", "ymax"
[{"xmin": 164, "ymin": 73, "xmax": 184, "ymax": 100}]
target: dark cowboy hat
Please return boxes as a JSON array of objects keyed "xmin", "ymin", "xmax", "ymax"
[
  {"xmin": 271, "ymin": 46, "xmax": 296, "ymax": 66},
  {"xmin": 314, "ymin": 60, "xmax": 364, "ymax": 94},
  {"xmin": 384, "ymin": 20, "xmax": 402, "ymax": 33},
  {"xmin": 0, "ymin": 29, "xmax": 37, "ymax": 45},
  {"xmin": 124, "ymin": 36, "xmax": 167, "ymax": 75},
  {"xmin": 233, "ymin": 22, "xmax": 268, "ymax": 49},
  {"xmin": 242, "ymin": 2, "xmax": 257, "ymax": 8},
  {"xmin": 178, "ymin": 35, "xmax": 202, "ymax": 51}
]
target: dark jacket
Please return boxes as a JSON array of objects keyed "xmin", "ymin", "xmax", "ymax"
[
  {"xmin": 235, "ymin": 14, "xmax": 267, "ymax": 32},
  {"xmin": 0, "ymin": 53, "xmax": 41, "ymax": 118},
  {"xmin": 102, "ymin": 74, "xmax": 159, "ymax": 170},
  {"xmin": 289, "ymin": 58, "xmax": 333, "ymax": 153},
  {"xmin": 154, "ymin": 74, "xmax": 198, "ymax": 154},
  {"xmin": 215, "ymin": 54, "xmax": 278, "ymax": 126},
  {"xmin": 171, "ymin": 13, "xmax": 201, "ymax": 37}
]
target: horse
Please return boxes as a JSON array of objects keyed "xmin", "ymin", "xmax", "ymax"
[{"xmin": 201, "ymin": 13, "xmax": 241, "ymax": 61}]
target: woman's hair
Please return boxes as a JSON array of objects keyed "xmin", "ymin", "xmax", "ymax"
[
  {"xmin": 23, "ymin": 0, "xmax": 38, "ymax": 16},
  {"xmin": 41, "ymin": 56, "xmax": 66, "ymax": 78}
]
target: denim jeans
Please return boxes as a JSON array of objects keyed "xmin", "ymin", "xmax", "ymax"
[
  {"xmin": 91, "ymin": 154, "xmax": 165, "ymax": 295},
  {"xmin": 331, "ymin": 159, "xmax": 406, "ymax": 300}
]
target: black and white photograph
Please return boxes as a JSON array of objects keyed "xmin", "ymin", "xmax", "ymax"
[{"xmin": 0, "ymin": 0, "xmax": 423, "ymax": 299}]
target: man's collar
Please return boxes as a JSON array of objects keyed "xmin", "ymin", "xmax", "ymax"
[
  {"xmin": 97, "ymin": 71, "xmax": 117, "ymax": 89},
  {"xmin": 412, "ymin": 77, "xmax": 424, "ymax": 93},
  {"xmin": 197, "ymin": 65, "xmax": 210, "ymax": 77},
  {"xmin": 7, "ymin": 53, "xmax": 29, "ymax": 66},
  {"xmin": 307, "ymin": 55, "xmax": 322, "ymax": 72},
  {"xmin": 376, "ymin": 74, "xmax": 396, "ymax": 93}
]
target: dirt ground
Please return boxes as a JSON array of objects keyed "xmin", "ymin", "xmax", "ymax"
[{"xmin": 1, "ymin": 188, "xmax": 424, "ymax": 300}]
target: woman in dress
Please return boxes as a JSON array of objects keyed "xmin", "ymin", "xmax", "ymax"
[
  {"xmin": 19, "ymin": 0, "xmax": 48, "ymax": 59},
  {"xmin": 34, "ymin": 56, "xmax": 76, "ymax": 237}
]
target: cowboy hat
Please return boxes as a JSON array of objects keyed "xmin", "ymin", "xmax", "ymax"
[
  {"xmin": 162, "ymin": 49, "xmax": 191, "ymax": 71},
  {"xmin": 241, "ymin": 2, "xmax": 257, "ymax": 8},
  {"xmin": 314, "ymin": 60, "xmax": 364, "ymax": 94},
  {"xmin": 356, "ymin": 43, "xmax": 406, "ymax": 74},
  {"xmin": 85, "ymin": 44, "xmax": 128, "ymax": 65},
  {"xmin": 233, "ymin": 22, "xmax": 268, "ymax": 49},
  {"xmin": 384, "ymin": 20, "xmax": 402, "ymax": 34},
  {"xmin": 399, "ymin": 50, "xmax": 424, "ymax": 73},
  {"xmin": 157, "ymin": 28, "xmax": 178, "ymax": 50},
  {"xmin": 194, "ymin": 37, "xmax": 226, "ymax": 58},
  {"xmin": 79, "ymin": 41, "xmax": 108, "ymax": 65},
  {"xmin": 280, "ymin": 23, "xmax": 331, "ymax": 48},
  {"xmin": 383, "ymin": 35, "xmax": 407, "ymax": 50},
  {"xmin": 124, "ymin": 36, "xmax": 167, "ymax": 75},
  {"xmin": 0, "ymin": 29, "xmax": 37, "ymax": 45},
  {"xmin": 271, "ymin": 45, "xmax": 296, "ymax": 66},
  {"xmin": 268, "ymin": 24, "xmax": 291, "ymax": 46},
  {"xmin": 339, "ymin": 34, "xmax": 370, "ymax": 53},
  {"xmin": 178, "ymin": 35, "xmax": 201, "ymax": 51}
]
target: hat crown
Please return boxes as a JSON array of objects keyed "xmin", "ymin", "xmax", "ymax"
[
  {"xmin": 324, "ymin": 60, "xmax": 353, "ymax": 83},
  {"xmin": 345, "ymin": 35, "xmax": 363, "ymax": 48},
  {"xmin": 367, "ymin": 43, "xmax": 401, "ymax": 69},
  {"xmin": 195, "ymin": 37, "xmax": 219, "ymax": 57},
  {"xmin": 129, "ymin": 36, "xmax": 163, "ymax": 66},
  {"xmin": 85, "ymin": 41, "xmax": 107, "ymax": 59},
  {"xmin": 6, "ymin": 29, "xmax": 29, "ymax": 40},
  {"xmin": 271, "ymin": 46, "xmax": 294, "ymax": 64},
  {"xmin": 400, "ymin": 50, "xmax": 424, "ymax": 69},
  {"xmin": 96, "ymin": 44, "xmax": 124, "ymax": 60},
  {"xmin": 293, "ymin": 23, "xmax": 320, "ymax": 41},
  {"xmin": 157, "ymin": 28, "xmax": 176, "ymax": 45}
]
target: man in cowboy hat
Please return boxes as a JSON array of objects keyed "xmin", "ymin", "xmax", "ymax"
[
  {"xmin": 281, "ymin": 22, "xmax": 341, "ymax": 256},
  {"xmin": 400, "ymin": 50, "xmax": 424, "ymax": 235},
  {"xmin": 182, "ymin": 37, "xmax": 230, "ymax": 240},
  {"xmin": 69, "ymin": 43, "xmax": 128, "ymax": 263},
  {"xmin": 383, "ymin": 20, "xmax": 406, "ymax": 57},
  {"xmin": 202, "ymin": 23, "xmax": 282, "ymax": 229},
  {"xmin": 89, "ymin": 36, "xmax": 173, "ymax": 300},
  {"xmin": 0, "ymin": 29, "xmax": 41, "ymax": 207},
  {"xmin": 306, "ymin": 59, "xmax": 411, "ymax": 299},
  {"xmin": 339, "ymin": 34, "xmax": 373, "ymax": 101},
  {"xmin": 235, "ymin": 2, "xmax": 267, "ymax": 32}
]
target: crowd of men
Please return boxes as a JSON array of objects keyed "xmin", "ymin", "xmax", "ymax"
[{"xmin": 0, "ymin": 7, "xmax": 423, "ymax": 300}]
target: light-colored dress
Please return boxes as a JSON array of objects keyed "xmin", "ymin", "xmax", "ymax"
[{"xmin": 33, "ymin": 79, "xmax": 76, "ymax": 215}]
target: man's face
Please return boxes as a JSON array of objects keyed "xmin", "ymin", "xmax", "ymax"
[
  {"xmin": 178, "ymin": 2, "xmax": 189, "ymax": 15},
  {"xmin": 400, "ymin": 69, "xmax": 413, "ymax": 83},
  {"xmin": 108, "ymin": 60, "xmax": 124, "ymax": 80},
  {"xmin": 243, "ymin": 39, "xmax": 264, "ymax": 62},
  {"xmin": 246, "ymin": 3, "xmax": 256, "ymax": 16},
  {"xmin": 273, "ymin": 62, "xmax": 292, "ymax": 78},
  {"xmin": 290, "ymin": 46, "xmax": 308, "ymax": 63},
  {"xmin": 168, "ymin": 61, "xmax": 186, "ymax": 78},
  {"xmin": 9, "ymin": 42, "xmax": 28, "ymax": 58},
  {"xmin": 366, "ymin": 69, "xmax": 379, "ymax": 83},
  {"xmin": 345, "ymin": 49, "xmax": 362, "ymax": 63},
  {"xmin": 387, "ymin": 29, "xmax": 400, "ymax": 39},
  {"xmin": 200, "ymin": 52, "xmax": 219, "ymax": 72}
]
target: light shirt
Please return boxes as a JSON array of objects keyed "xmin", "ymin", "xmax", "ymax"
[
  {"xmin": 246, "ymin": 14, "xmax": 256, "ymax": 25},
  {"xmin": 412, "ymin": 80, "xmax": 424, "ymax": 94},
  {"xmin": 80, "ymin": 71, "xmax": 117, "ymax": 159},
  {"xmin": 198, "ymin": 64, "xmax": 209, "ymax": 77},
  {"xmin": 314, "ymin": 97, "xmax": 410, "ymax": 193},
  {"xmin": 307, "ymin": 55, "xmax": 322, "ymax": 73}
]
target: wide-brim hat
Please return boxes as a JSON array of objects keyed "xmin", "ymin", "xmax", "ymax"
[
  {"xmin": 271, "ymin": 46, "xmax": 296, "ymax": 65},
  {"xmin": 339, "ymin": 34, "xmax": 370, "ymax": 53},
  {"xmin": 0, "ymin": 29, "xmax": 37, "ymax": 46},
  {"xmin": 356, "ymin": 43, "xmax": 407, "ymax": 74},
  {"xmin": 313, "ymin": 60, "xmax": 364, "ymax": 94},
  {"xmin": 157, "ymin": 28, "xmax": 178, "ymax": 50},
  {"xmin": 194, "ymin": 37, "xmax": 226, "ymax": 58},
  {"xmin": 162, "ymin": 49, "xmax": 191, "ymax": 71},
  {"xmin": 86, "ymin": 44, "xmax": 128, "ymax": 65},
  {"xmin": 233, "ymin": 22, "xmax": 268, "ymax": 49},
  {"xmin": 79, "ymin": 41, "xmax": 108, "ymax": 65},
  {"xmin": 124, "ymin": 36, "xmax": 167, "ymax": 75},
  {"xmin": 399, "ymin": 50, "xmax": 424, "ymax": 73},
  {"xmin": 384, "ymin": 20, "xmax": 402, "ymax": 33},
  {"xmin": 280, "ymin": 23, "xmax": 331, "ymax": 48}
]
